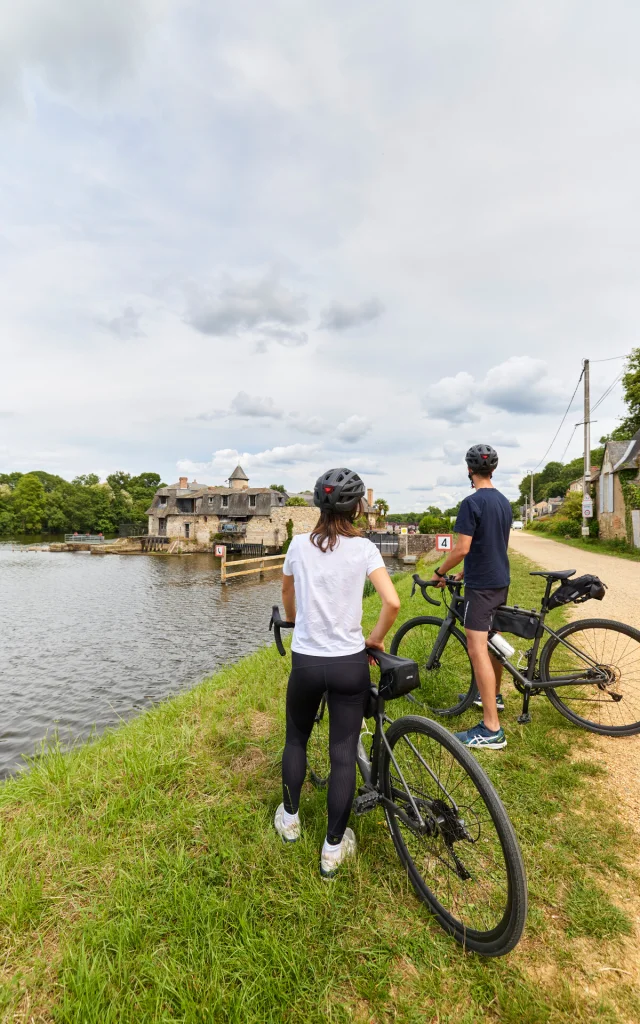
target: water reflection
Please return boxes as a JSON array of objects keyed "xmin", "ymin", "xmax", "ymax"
[{"xmin": 0, "ymin": 545, "xmax": 407, "ymax": 777}]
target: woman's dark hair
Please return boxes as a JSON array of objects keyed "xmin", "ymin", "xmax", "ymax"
[{"xmin": 310, "ymin": 500, "xmax": 365, "ymax": 552}]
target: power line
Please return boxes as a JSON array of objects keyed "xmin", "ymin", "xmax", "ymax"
[
  {"xmin": 592, "ymin": 371, "xmax": 623, "ymax": 413},
  {"xmin": 590, "ymin": 354, "xmax": 627, "ymax": 363},
  {"xmin": 560, "ymin": 424, "xmax": 578, "ymax": 463},
  {"xmin": 531, "ymin": 369, "xmax": 584, "ymax": 474}
]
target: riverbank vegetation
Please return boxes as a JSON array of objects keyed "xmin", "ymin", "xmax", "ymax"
[
  {"xmin": 0, "ymin": 554, "xmax": 638, "ymax": 1022},
  {"xmin": 0, "ymin": 471, "xmax": 163, "ymax": 536}
]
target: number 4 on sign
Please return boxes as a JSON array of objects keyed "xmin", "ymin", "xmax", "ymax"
[{"xmin": 436, "ymin": 534, "xmax": 453, "ymax": 552}]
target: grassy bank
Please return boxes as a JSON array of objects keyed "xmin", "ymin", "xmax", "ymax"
[
  {"xmin": 1, "ymin": 555, "xmax": 638, "ymax": 1023},
  {"xmin": 525, "ymin": 528, "xmax": 640, "ymax": 562}
]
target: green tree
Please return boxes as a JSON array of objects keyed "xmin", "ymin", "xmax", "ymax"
[
  {"xmin": 285, "ymin": 496, "xmax": 307, "ymax": 506},
  {"xmin": 601, "ymin": 347, "xmax": 640, "ymax": 441},
  {"xmin": 374, "ymin": 498, "xmax": 389, "ymax": 524},
  {"xmin": 270, "ymin": 484, "xmax": 286, "ymax": 493},
  {"xmin": 543, "ymin": 480, "xmax": 565, "ymax": 500},
  {"xmin": 12, "ymin": 474, "xmax": 46, "ymax": 532},
  {"xmin": 72, "ymin": 473, "xmax": 100, "ymax": 487},
  {"xmin": 419, "ymin": 513, "xmax": 449, "ymax": 534},
  {"xmin": 281, "ymin": 518, "xmax": 294, "ymax": 553}
]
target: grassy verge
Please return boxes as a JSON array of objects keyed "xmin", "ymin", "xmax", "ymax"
[
  {"xmin": 0, "ymin": 554, "xmax": 638, "ymax": 1023},
  {"xmin": 525, "ymin": 529, "xmax": 640, "ymax": 562}
]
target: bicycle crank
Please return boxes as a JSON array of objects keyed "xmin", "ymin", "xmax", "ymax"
[{"xmin": 353, "ymin": 788, "xmax": 379, "ymax": 815}]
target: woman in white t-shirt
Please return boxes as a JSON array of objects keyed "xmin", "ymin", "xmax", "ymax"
[{"xmin": 274, "ymin": 468, "xmax": 401, "ymax": 879}]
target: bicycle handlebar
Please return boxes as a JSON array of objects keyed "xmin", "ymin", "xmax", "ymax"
[
  {"xmin": 269, "ymin": 605, "xmax": 295, "ymax": 656},
  {"xmin": 411, "ymin": 572, "xmax": 460, "ymax": 606}
]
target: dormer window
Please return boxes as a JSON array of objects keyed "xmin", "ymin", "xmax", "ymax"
[
  {"xmin": 208, "ymin": 496, "xmax": 214, "ymax": 505},
  {"xmin": 221, "ymin": 495, "xmax": 229, "ymax": 508},
  {"xmin": 249, "ymin": 494, "xmax": 256, "ymax": 508},
  {"xmin": 159, "ymin": 496, "xmax": 167, "ymax": 506}
]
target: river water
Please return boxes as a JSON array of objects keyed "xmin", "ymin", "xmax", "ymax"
[{"xmin": 0, "ymin": 545, "xmax": 406, "ymax": 778}]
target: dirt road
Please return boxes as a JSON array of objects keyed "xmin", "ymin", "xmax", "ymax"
[{"xmin": 509, "ymin": 531, "xmax": 640, "ymax": 833}]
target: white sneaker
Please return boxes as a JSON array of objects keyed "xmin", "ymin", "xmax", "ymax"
[
  {"xmin": 274, "ymin": 803, "xmax": 301, "ymax": 843},
  {"xmin": 320, "ymin": 828, "xmax": 357, "ymax": 879}
]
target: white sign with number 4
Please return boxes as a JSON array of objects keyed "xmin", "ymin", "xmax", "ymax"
[{"xmin": 436, "ymin": 534, "xmax": 453, "ymax": 552}]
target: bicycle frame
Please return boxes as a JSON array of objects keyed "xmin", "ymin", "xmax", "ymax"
[{"xmin": 428, "ymin": 578, "xmax": 610, "ymax": 725}]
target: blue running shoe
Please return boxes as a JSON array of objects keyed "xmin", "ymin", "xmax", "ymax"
[
  {"xmin": 472, "ymin": 693, "xmax": 505, "ymax": 712},
  {"xmin": 454, "ymin": 722, "xmax": 507, "ymax": 750}
]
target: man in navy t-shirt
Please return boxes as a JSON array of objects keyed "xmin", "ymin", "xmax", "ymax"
[{"xmin": 430, "ymin": 444, "xmax": 512, "ymax": 750}]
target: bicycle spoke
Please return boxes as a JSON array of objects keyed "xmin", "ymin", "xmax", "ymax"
[{"xmin": 392, "ymin": 620, "xmax": 474, "ymax": 714}]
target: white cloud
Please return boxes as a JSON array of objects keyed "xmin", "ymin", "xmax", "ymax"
[
  {"xmin": 229, "ymin": 391, "xmax": 283, "ymax": 418},
  {"xmin": 441, "ymin": 441, "xmax": 467, "ymax": 465},
  {"xmin": 177, "ymin": 443, "xmax": 323, "ymax": 480},
  {"xmin": 319, "ymin": 298, "xmax": 384, "ymax": 331},
  {"xmin": 104, "ymin": 306, "xmax": 144, "ymax": 340},
  {"xmin": 335, "ymin": 415, "xmax": 372, "ymax": 443},
  {"xmin": 185, "ymin": 271, "xmax": 308, "ymax": 338},
  {"xmin": 487, "ymin": 431, "xmax": 520, "ymax": 448},
  {"xmin": 482, "ymin": 357, "xmax": 567, "ymax": 415},
  {"xmin": 288, "ymin": 413, "xmax": 326, "ymax": 435},
  {"xmin": 422, "ymin": 372, "xmax": 477, "ymax": 424}
]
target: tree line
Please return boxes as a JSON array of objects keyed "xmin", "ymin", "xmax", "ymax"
[{"xmin": 0, "ymin": 471, "xmax": 164, "ymax": 536}]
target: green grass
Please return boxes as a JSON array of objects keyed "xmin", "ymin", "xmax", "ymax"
[
  {"xmin": 525, "ymin": 529, "xmax": 640, "ymax": 562},
  {"xmin": 0, "ymin": 553, "xmax": 638, "ymax": 1023}
]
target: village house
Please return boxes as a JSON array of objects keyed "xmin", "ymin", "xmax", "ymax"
[
  {"xmin": 596, "ymin": 428, "xmax": 640, "ymax": 543},
  {"xmin": 146, "ymin": 467, "xmax": 379, "ymax": 549}
]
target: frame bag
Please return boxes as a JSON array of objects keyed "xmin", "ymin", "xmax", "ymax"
[
  {"xmin": 547, "ymin": 574, "xmax": 606, "ymax": 611},
  {"xmin": 492, "ymin": 606, "xmax": 540, "ymax": 640}
]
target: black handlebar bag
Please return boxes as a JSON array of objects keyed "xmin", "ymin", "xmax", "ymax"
[
  {"xmin": 370, "ymin": 650, "xmax": 420, "ymax": 700},
  {"xmin": 547, "ymin": 575, "xmax": 606, "ymax": 611}
]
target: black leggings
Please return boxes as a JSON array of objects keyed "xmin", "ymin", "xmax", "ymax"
[{"xmin": 282, "ymin": 649, "xmax": 370, "ymax": 844}]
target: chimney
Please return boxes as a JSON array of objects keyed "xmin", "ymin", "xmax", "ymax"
[
  {"xmin": 179, "ymin": 477, "xmax": 188, "ymax": 489},
  {"xmin": 367, "ymin": 488, "xmax": 374, "ymax": 509}
]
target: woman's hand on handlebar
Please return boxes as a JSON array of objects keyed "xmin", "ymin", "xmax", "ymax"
[{"xmin": 365, "ymin": 635, "xmax": 385, "ymax": 665}]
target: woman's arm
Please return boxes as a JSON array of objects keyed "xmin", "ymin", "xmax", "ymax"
[
  {"xmin": 282, "ymin": 573, "xmax": 296, "ymax": 623},
  {"xmin": 365, "ymin": 567, "xmax": 401, "ymax": 652}
]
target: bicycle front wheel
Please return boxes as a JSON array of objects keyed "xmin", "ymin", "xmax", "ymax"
[
  {"xmin": 539, "ymin": 618, "xmax": 640, "ymax": 735},
  {"xmin": 390, "ymin": 616, "xmax": 476, "ymax": 716},
  {"xmin": 381, "ymin": 715, "xmax": 527, "ymax": 956},
  {"xmin": 307, "ymin": 693, "xmax": 330, "ymax": 787}
]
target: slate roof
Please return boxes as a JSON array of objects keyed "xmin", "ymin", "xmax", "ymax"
[{"xmin": 229, "ymin": 465, "xmax": 249, "ymax": 481}]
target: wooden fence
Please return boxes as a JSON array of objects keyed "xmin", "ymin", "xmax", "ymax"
[{"xmin": 220, "ymin": 551, "xmax": 286, "ymax": 583}]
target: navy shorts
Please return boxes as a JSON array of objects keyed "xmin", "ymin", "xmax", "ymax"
[{"xmin": 463, "ymin": 587, "xmax": 509, "ymax": 632}]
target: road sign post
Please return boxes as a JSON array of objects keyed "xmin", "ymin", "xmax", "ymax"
[{"xmin": 436, "ymin": 534, "xmax": 453, "ymax": 552}]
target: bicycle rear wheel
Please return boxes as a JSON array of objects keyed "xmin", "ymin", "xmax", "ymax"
[
  {"xmin": 307, "ymin": 693, "xmax": 330, "ymax": 788},
  {"xmin": 390, "ymin": 616, "xmax": 476, "ymax": 716},
  {"xmin": 381, "ymin": 715, "xmax": 527, "ymax": 956},
  {"xmin": 539, "ymin": 618, "xmax": 640, "ymax": 735}
]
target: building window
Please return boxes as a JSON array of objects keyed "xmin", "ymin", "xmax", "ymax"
[
  {"xmin": 184, "ymin": 523, "xmax": 190, "ymax": 539},
  {"xmin": 159, "ymin": 496, "xmax": 167, "ymax": 506},
  {"xmin": 221, "ymin": 495, "xmax": 229, "ymax": 508},
  {"xmin": 249, "ymin": 494, "xmax": 256, "ymax": 508},
  {"xmin": 208, "ymin": 496, "xmax": 214, "ymax": 505}
]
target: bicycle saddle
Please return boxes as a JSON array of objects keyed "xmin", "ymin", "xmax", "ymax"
[{"xmin": 529, "ymin": 569, "xmax": 576, "ymax": 580}]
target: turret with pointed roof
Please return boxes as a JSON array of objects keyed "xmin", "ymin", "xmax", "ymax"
[{"xmin": 228, "ymin": 465, "xmax": 249, "ymax": 491}]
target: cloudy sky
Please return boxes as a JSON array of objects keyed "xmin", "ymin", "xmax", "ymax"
[{"xmin": 1, "ymin": 0, "xmax": 638, "ymax": 511}]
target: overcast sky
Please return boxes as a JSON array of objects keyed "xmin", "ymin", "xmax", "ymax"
[{"xmin": 1, "ymin": 0, "xmax": 638, "ymax": 511}]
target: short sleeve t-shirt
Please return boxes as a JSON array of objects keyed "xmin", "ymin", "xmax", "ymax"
[
  {"xmin": 283, "ymin": 534, "xmax": 385, "ymax": 656},
  {"xmin": 454, "ymin": 488, "xmax": 512, "ymax": 590}
]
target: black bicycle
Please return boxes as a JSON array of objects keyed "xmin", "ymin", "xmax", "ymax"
[
  {"xmin": 269, "ymin": 607, "xmax": 527, "ymax": 956},
  {"xmin": 391, "ymin": 571, "xmax": 640, "ymax": 736}
]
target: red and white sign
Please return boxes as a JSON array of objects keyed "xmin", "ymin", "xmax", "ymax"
[
  {"xmin": 436, "ymin": 534, "xmax": 453, "ymax": 552},
  {"xmin": 214, "ymin": 544, "xmax": 226, "ymax": 558}
]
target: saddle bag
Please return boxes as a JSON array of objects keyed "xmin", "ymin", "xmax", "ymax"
[
  {"xmin": 547, "ymin": 574, "xmax": 607, "ymax": 610},
  {"xmin": 367, "ymin": 649, "xmax": 420, "ymax": 700},
  {"xmin": 492, "ymin": 606, "xmax": 540, "ymax": 640}
]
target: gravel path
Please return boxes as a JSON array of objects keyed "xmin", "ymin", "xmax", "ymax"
[{"xmin": 509, "ymin": 531, "xmax": 640, "ymax": 836}]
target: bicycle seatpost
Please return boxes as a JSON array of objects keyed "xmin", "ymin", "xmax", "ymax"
[{"xmin": 269, "ymin": 604, "xmax": 294, "ymax": 656}]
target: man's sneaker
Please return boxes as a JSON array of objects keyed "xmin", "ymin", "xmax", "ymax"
[
  {"xmin": 454, "ymin": 722, "xmax": 507, "ymax": 750},
  {"xmin": 320, "ymin": 828, "xmax": 357, "ymax": 879},
  {"xmin": 274, "ymin": 803, "xmax": 301, "ymax": 843},
  {"xmin": 471, "ymin": 693, "xmax": 505, "ymax": 712}
]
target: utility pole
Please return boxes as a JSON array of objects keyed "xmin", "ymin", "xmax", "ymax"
[
  {"xmin": 582, "ymin": 358, "xmax": 591, "ymax": 537},
  {"xmin": 530, "ymin": 471, "xmax": 534, "ymax": 522}
]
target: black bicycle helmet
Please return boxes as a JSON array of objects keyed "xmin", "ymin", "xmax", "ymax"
[
  {"xmin": 465, "ymin": 444, "xmax": 499, "ymax": 473},
  {"xmin": 313, "ymin": 468, "xmax": 366, "ymax": 513}
]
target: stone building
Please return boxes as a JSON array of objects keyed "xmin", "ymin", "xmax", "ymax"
[
  {"xmin": 146, "ymin": 466, "xmax": 320, "ymax": 549},
  {"xmin": 596, "ymin": 429, "xmax": 640, "ymax": 541}
]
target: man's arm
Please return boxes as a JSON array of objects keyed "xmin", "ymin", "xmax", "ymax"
[{"xmin": 430, "ymin": 534, "xmax": 472, "ymax": 587}]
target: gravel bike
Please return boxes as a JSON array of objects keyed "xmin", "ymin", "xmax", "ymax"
[
  {"xmin": 269, "ymin": 606, "xmax": 528, "ymax": 956},
  {"xmin": 391, "ymin": 571, "xmax": 640, "ymax": 736}
]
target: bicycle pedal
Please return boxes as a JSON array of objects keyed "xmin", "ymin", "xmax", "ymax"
[
  {"xmin": 517, "ymin": 712, "xmax": 532, "ymax": 725},
  {"xmin": 353, "ymin": 790, "xmax": 379, "ymax": 815}
]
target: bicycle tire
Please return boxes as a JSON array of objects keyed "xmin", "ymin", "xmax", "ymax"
[
  {"xmin": 308, "ymin": 693, "xmax": 330, "ymax": 788},
  {"xmin": 380, "ymin": 715, "xmax": 527, "ymax": 956},
  {"xmin": 390, "ymin": 616, "xmax": 476, "ymax": 716},
  {"xmin": 539, "ymin": 618, "xmax": 640, "ymax": 736}
]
